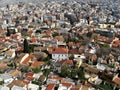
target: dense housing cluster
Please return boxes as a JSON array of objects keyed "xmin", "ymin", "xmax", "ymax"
[{"xmin": 0, "ymin": 0, "xmax": 120, "ymax": 90}]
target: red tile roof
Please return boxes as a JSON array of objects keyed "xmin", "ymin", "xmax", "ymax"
[
  {"xmin": 26, "ymin": 72, "xmax": 34, "ymax": 77},
  {"xmin": 70, "ymin": 88, "xmax": 80, "ymax": 90},
  {"xmin": 60, "ymin": 60, "xmax": 74, "ymax": 65},
  {"xmin": 22, "ymin": 55, "xmax": 33, "ymax": 65},
  {"xmin": 0, "ymin": 63, "xmax": 8, "ymax": 69},
  {"xmin": 30, "ymin": 37, "xmax": 37, "ymax": 43},
  {"xmin": 61, "ymin": 82, "xmax": 72, "ymax": 88},
  {"xmin": 46, "ymin": 84, "xmax": 55, "ymax": 90},
  {"xmin": 52, "ymin": 47, "xmax": 68, "ymax": 54},
  {"xmin": 31, "ymin": 61, "xmax": 45, "ymax": 68},
  {"xmin": 68, "ymin": 42, "xmax": 74, "ymax": 47},
  {"xmin": 26, "ymin": 76, "xmax": 34, "ymax": 81},
  {"xmin": 21, "ymin": 80, "xmax": 30, "ymax": 85},
  {"xmin": 15, "ymin": 48, "xmax": 23, "ymax": 52},
  {"xmin": 48, "ymin": 76, "xmax": 63, "ymax": 81},
  {"xmin": 69, "ymin": 49, "xmax": 79, "ymax": 54},
  {"xmin": 113, "ymin": 77, "xmax": 120, "ymax": 85},
  {"xmin": 81, "ymin": 85, "xmax": 89, "ymax": 90},
  {"xmin": 112, "ymin": 40, "xmax": 120, "ymax": 47}
]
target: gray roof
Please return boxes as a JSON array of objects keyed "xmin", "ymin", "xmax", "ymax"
[
  {"xmin": 0, "ymin": 73, "xmax": 12, "ymax": 80},
  {"xmin": 11, "ymin": 85, "xmax": 25, "ymax": 90}
]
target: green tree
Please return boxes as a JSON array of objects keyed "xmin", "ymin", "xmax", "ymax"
[
  {"xmin": 87, "ymin": 32, "xmax": 92, "ymax": 38},
  {"xmin": 23, "ymin": 39, "xmax": 29, "ymax": 53},
  {"xmin": 6, "ymin": 29, "xmax": 11, "ymax": 36},
  {"xmin": 32, "ymin": 80, "xmax": 40, "ymax": 85},
  {"xmin": 52, "ymin": 32, "xmax": 59, "ymax": 37},
  {"xmin": 29, "ymin": 44, "xmax": 34, "ymax": 53},
  {"xmin": 70, "ymin": 69, "xmax": 78, "ymax": 78},
  {"xmin": 32, "ymin": 67, "xmax": 41, "ymax": 73},
  {"xmin": 42, "ymin": 69, "xmax": 50, "ymax": 77},
  {"xmin": 77, "ymin": 67, "xmax": 85, "ymax": 80},
  {"xmin": 60, "ymin": 65, "xmax": 71, "ymax": 77},
  {"xmin": 0, "ymin": 81, "xmax": 4, "ymax": 85}
]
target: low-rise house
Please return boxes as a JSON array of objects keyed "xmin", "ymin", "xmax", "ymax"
[
  {"xmin": 20, "ymin": 54, "xmax": 34, "ymax": 66},
  {"xmin": 7, "ymin": 80, "xmax": 26, "ymax": 89},
  {"xmin": 59, "ymin": 60, "xmax": 74, "ymax": 67},
  {"xmin": 5, "ymin": 49, "xmax": 16, "ymax": 59},
  {"xmin": 112, "ymin": 40, "xmax": 120, "ymax": 47},
  {"xmin": 96, "ymin": 64, "xmax": 106, "ymax": 71},
  {"xmin": 11, "ymin": 85, "xmax": 26, "ymax": 90},
  {"xmin": 31, "ymin": 61, "xmax": 45, "ymax": 68},
  {"xmin": 52, "ymin": 47, "xmax": 68, "ymax": 61},
  {"xmin": 0, "ymin": 63, "xmax": 9, "ymax": 72},
  {"xmin": 0, "ymin": 53, "xmax": 6, "ymax": 60},
  {"xmin": 28, "ymin": 83, "xmax": 39, "ymax": 90},
  {"xmin": 47, "ymin": 75, "xmax": 63, "ymax": 85},
  {"xmin": 112, "ymin": 74, "xmax": 120, "ymax": 88},
  {"xmin": 58, "ymin": 84, "xmax": 68, "ymax": 90},
  {"xmin": 25, "ymin": 74, "xmax": 34, "ymax": 82},
  {"xmin": 0, "ymin": 86, "xmax": 10, "ymax": 90},
  {"xmin": 39, "ymin": 75, "xmax": 46, "ymax": 83},
  {"xmin": 82, "ymin": 64, "xmax": 102, "ymax": 74},
  {"xmin": 9, "ymin": 69, "xmax": 21, "ymax": 78},
  {"xmin": 59, "ymin": 82, "xmax": 73, "ymax": 90},
  {"xmin": 45, "ymin": 84, "xmax": 55, "ymax": 90},
  {"xmin": 88, "ymin": 74, "xmax": 102, "ymax": 85},
  {"xmin": 0, "ymin": 73, "xmax": 13, "ymax": 84}
]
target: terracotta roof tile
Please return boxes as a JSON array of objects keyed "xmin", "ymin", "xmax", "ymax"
[
  {"xmin": 48, "ymin": 76, "xmax": 63, "ymax": 81},
  {"xmin": 30, "ymin": 37, "xmax": 37, "ymax": 43},
  {"xmin": 46, "ymin": 84, "xmax": 55, "ymax": 90},
  {"xmin": 70, "ymin": 88, "xmax": 80, "ymax": 90},
  {"xmin": 68, "ymin": 42, "xmax": 74, "ymax": 47},
  {"xmin": 0, "ymin": 63, "xmax": 8, "ymax": 69},
  {"xmin": 21, "ymin": 80, "xmax": 30, "ymax": 85},
  {"xmin": 69, "ymin": 49, "xmax": 79, "ymax": 54},
  {"xmin": 31, "ymin": 61, "xmax": 45, "ymax": 68},
  {"xmin": 81, "ymin": 85, "xmax": 89, "ymax": 90},
  {"xmin": 26, "ymin": 72, "xmax": 34, "ymax": 77},
  {"xmin": 60, "ymin": 60, "xmax": 74, "ymax": 65},
  {"xmin": 7, "ymin": 80, "xmax": 25, "ymax": 88},
  {"xmin": 52, "ymin": 47, "xmax": 68, "ymax": 54},
  {"xmin": 61, "ymin": 82, "xmax": 72, "ymax": 88},
  {"xmin": 10, "ymin": 70, "xmax": 21, "ymax": 77},
  {"xmin": 22, "ymin": 55, "xmax": 33, "ymax": 65},
  {"xmin": 26, "ymin": 76, "xmax": 34, "ymax": 81},
  {"xmin": 112, "ymin": 40, "xmax": 120, "ymax": 47},
  {"xmin": 113, "ymin": 77, "xmax": 120, "ymax": 85}
]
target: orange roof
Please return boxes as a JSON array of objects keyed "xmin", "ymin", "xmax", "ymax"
[
  {"xmin": 112, "ymin": 40, "xmax": 120, "ymax": 47},
  {"xmin": 62, "ymin": 82, "xmax": 72, "ymax": 88},
  {"xmin": 54, "ymin": 36, "xmax": 64, "ymax": 41},
  {"xmin": 68, "ymin": 42, "xmax": 74, "ymax": 47},
  {"xmin": 26, "ymin": 72, "xmax": 34, "ymax": 77},
  {"xmin": 60, "ymin": 60, "xmax": 74, "ymax": 65},
  {"xmin": 46, "ymin": 84, "xmax": 55, "ymax": 90},
  {"xmin": 52, "ymin": 47, "xmax": 68, "ymax": 54},
  {"xmin": 0, "ymin": 63, "xmax": 8, "ymax": 69},
  {"xmin": 48, "ymin": 75, "xmax": 63, "ymax": 81},
  {"xmin": 70, "ymin": 88, "xmax": 80, "ymax": 90},
  {"xmin": 46, "ymin": 32, "xmax": 51, "ymax": 37},
  {"xmin": 0, "ymin": 30, "xmax": 7, "ymax": 33},
  {"xmin": 31, "ymin": 61, "xmax": 45, "ymax": 67},
  {"xmin": 22, "ymin": 55, "xmax": 33, "ymax": 65},
  {"xmin": 15, "ymin": 48, "xmax": 23, "ymax": 52},
  {"xmin": 21, "ymin": 80, "xmax": 30, "ymax": 85},
  {"xmin": 10, "ymin": 70, "xmax": 21, "ymax": 77},
  {"xmin": 30, "ymin": 37, "xmax": 37, "ymax": 43},
  {"xmin": 113, "ymin": 77, "xmax": 120, "ymax": 85},
  {"xmin": 26, "ymin": 76, "xmax": 34, "ymax": 81},
  {"xmin": 69, "ymin": 49, "xmax": 79, "ymax": 54}
]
